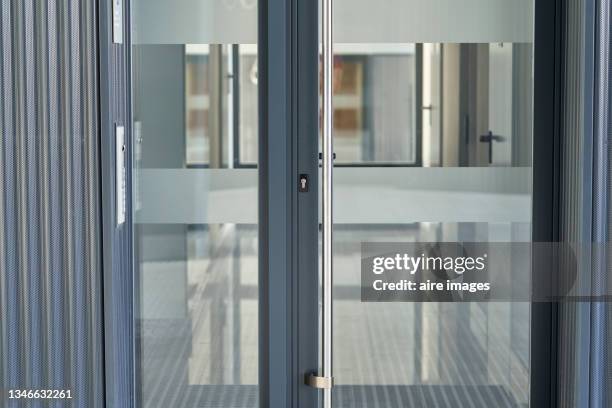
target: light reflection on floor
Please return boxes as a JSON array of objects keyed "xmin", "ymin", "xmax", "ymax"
[{"xmin": 135, "ymin": 223, "xmax": 530, "ymax": 407}]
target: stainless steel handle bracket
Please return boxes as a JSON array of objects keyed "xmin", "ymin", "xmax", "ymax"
[{"xmin": 306, "ymin": 373, "xmax": 334, "ymax": 389}]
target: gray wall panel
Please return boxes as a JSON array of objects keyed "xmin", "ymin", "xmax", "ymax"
[
  {"xmin": 559, "ymin": 0, "xmax": 612, "ymax": 406},
  {"xmin": 558, "ymin": 1, "xmax": 591, "ymax": 407},
  {"xmin": 0, "ymin": 1, "xmax": 103, "ymax": 407},
  {"xmin": 591, "ymin": 0, "xmax": 612, "ymax": 405}
]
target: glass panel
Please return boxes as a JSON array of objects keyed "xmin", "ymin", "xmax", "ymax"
[
  {"xmin": 131, "ymin": 1, "xmax": 258, "ymax": 406},
  {"xmin": 333, "ymin": 45, "xmax": 417, "ymax": 164},
  {"xmin": 333, "ymin": 0, "xmax": 533, "ymax": 43},
  {"xmin": 183, "ymin": 45, "xmax": 258, "ymax": 167},
  {"xmin": 331, "ymin": 42, "xmax": 533, "ymax": 167},
  {"xmin": 330, "ymin": 1, "xmax": 534, "ymax": 406}
]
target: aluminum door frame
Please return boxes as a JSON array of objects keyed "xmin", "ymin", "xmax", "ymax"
[
  {"xmin": 99, "ymin": 0, "xmax": 134, "ymax": 406},
  {"xmin": 98, "ymin": 0, "xmax": 318, "ymax": 407},
  {"xmin": 99, "ymin": 0, "xmax": 566, "ymax": 407},
  {"xmin": 259, "ymin": 0, "xmax": 319, "ymax": 407},
  {"xmin": 288, "ymin": 1, "xmax": 566, "ymax": 408}
]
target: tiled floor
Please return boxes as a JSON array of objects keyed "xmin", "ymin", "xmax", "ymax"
[{"xmin": 135, "ymin": 223, "xmax": 530, "ymax": 407}]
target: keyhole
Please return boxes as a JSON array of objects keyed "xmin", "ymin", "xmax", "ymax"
[{"xmin": 301, "ymin": 178, "xmax": 307, "ymax": 189}]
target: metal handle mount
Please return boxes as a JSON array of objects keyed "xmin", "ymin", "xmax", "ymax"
[{"xmin": 306, "ymin": 373, "xmax": 334, "ymax": 389}]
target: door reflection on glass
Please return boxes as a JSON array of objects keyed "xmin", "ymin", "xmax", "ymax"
[
  {"xmin": 328, "ymin": 9, "xmax": 534, "ymax": 408},
  {"xmin": 328, "ymin": 0, "xmax": 534, "ymax": 406},
  {"xmin": 131, "ymin": 0, "xmax": 259, "ymax": 404}
]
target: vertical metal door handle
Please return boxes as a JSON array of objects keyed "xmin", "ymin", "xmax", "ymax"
[{"xmin": 306, "ymin": 0, "xmax": 334, "ymax": 405}]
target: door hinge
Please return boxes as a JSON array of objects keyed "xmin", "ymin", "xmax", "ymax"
[
  {"xmin": 112, "ymin": 0, "xmax": 123, "ymax": 44},
  {"xmin": 116, "ymin": 124, "xmax": 126, "ymax": 225}
]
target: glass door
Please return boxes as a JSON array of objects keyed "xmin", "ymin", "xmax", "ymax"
[
  {"xmin": 130, "ymin": 1, "xmax": 260, "ymax": 406},
  {"xmin": 127, "ymin": 0, "xmax": 556, "ymax": 406},
  {"xmin": 322, "ymin": 0, "xmax": 548, "ymax": 406}
]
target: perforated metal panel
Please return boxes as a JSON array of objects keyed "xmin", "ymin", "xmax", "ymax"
[
  {"xmin": 592, "ymin": 0, "xmax": 612, "ymax": 406},
  {"xmin": 0, "ymin": 1, "xmax": 104, "ymax": 407},
  {"xmin": 558, "ymin": 1, "xmax": 592, "ymax": 407},
  {"xmin": 557, "ymin": 1, "xmax": 612, "ymax": 406}
]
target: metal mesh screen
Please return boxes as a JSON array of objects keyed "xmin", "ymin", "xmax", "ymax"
[
  {"xmin": 0, "ymin": 1, "xmax": 103, "ymax": 407},
  {"xmin": 558, "ymin": 0, "xmax": 612, "ymax": 406},
  {"xmin": 558, "ymin": 1, "xmax": 590, "ymax": 406},
  {"xmin": 602, "ymin": 0, "xmax": 612, "ymax": 403},
  {"xmin": 593, "ymin": 0, "xmax": 612, "ymax": 405}
]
